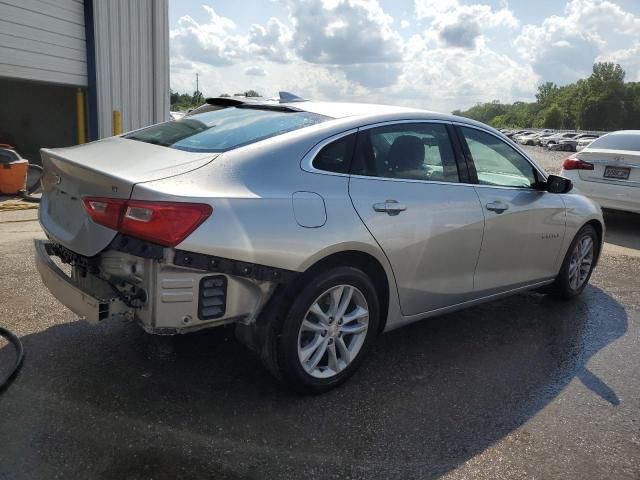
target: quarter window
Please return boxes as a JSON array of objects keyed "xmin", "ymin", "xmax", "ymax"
[
  {"xmin": 312, "ymin": 134, "xmax": 356, "ymax": 174},
  {"xmin": 352, "ymin": 123, "xmax": 460, "ymax": 182},
  {"xmin": 460, "ymin": 127, "xmax": 538, "ymax": 188}
]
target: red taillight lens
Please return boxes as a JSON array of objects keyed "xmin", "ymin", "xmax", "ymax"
[
  {"xmin": 120, "ymin": 201, "xmax": 212, "ymax": 247},
  {"xmin": 82, "ymin": 197, "xmax": 126, "ymax": 230},
  {"xmin": 82, "ymin": 198, "xmax": 212, "ymax": 247},
  {"xmin": 562, "ymin": 158, "xmax": 594, "ymax": 170}
]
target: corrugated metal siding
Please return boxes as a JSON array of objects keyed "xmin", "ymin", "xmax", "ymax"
[
  {"xmin": 0, "ymin": 0, "xmax": 87, "ymax": 86},
  {"xmin": 93, "ymin": 0, "xmax": 169, "ymax": 138}
]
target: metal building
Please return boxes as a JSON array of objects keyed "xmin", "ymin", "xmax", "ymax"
[{"xmin": 0, "ymin": 0, "xmax": 169, "ymax": 162}]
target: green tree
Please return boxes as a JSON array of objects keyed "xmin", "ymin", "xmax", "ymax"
[
  {"xmin": 588, "ymin": 62, "xmax": 625, "ymax": 95},
  {"xmin": 536, "ymin": 81, "xmax": 559, "ymax": 107},
  {"xmin": 544, "ymin": 104, "xmax": 563, "ymax": 129},
  {"xmin": 625, "ymin": 82, "xmax": 640, "ymax": 128},
  {"xmin": 579, "ymin": 63, "xmax": 627, "ymax": 130},
  {"xmin": 453, "ymin": 62, "xmax": 639, "ymax": 131},
  {"xmin": 192, "ymin": 90, "xmax": 204, "ymax": 105}
]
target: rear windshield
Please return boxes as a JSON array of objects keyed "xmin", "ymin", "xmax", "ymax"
[
  {"xmin": 588, "ymin": 134, "xmax": 640, "ymax": 152},
  {"xmin": 125, "ymin": 106, "xmax": 329, "ymax": 153}
]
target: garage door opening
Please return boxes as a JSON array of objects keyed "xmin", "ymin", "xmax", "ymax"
[{"xmin": 0, "ymin": 78, "xmax": 81, "ymax": 165}]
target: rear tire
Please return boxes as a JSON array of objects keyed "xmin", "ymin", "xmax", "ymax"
[
  {"xmin": 548, "ymin": 225, "xmax": 599, "ymax": 299},
  {"xmin": 261, "ymin": 266, "xmax": 380, "ymax": 393}
]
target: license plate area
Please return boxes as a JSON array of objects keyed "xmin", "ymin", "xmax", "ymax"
[{"xmin": 603, "ymin": 166, "xmax": 630, "ymax": 180}]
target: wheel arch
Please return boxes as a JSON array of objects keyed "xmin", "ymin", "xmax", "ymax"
[
  {"xmin": 584, "ymin": 218, "xmax": 605, "ymax": 265},
  {"xmin": 299, "ymin": 250, "xmax": 392, "ymax": 333},
  {"xmin": 244, "ymin": 247, "xmax": 397, "ymax": 372}
]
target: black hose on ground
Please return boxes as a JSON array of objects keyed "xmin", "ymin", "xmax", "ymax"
[
  {"xmin": 19, "ymin": 163, "xmax": 43, "ymax": 203},
  {"xmin": 19, "ymin": 191, "xmax": 41, "ymax": 203},
  {"xmin": 0, "ymin": 327, "xmax": 24, "ymax": 393}
]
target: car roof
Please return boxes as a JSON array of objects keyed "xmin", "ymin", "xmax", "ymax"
[
  {"xmin": 278, "ymin": 101, "xmax": 491, "ymax": 129},
  {"xmin": 604, "ymin": 130, "xmax": 640, "ymax": 136},
  {"xmin": 186, "ymin": 98, "xmax": 509, "ymax": 142},
  {"xmin": 282, "ymin": 101, "xmax": 425, "ymax": 119}
]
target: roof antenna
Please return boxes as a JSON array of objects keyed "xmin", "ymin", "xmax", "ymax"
[{"xmin": 279, "ymin": 91, "xmax": 307, "ymax": 103}]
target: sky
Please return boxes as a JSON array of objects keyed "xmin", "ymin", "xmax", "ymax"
[{"xmin": 169, "ymin": 0, "xmax": 640, "ymax": 113}]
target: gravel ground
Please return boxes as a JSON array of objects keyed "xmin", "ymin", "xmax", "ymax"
[{"xmin": 520, "ymin": 145, "xmax": 570, "ymax": 175}]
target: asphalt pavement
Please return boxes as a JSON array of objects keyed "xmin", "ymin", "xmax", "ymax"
[{"xmin": 0, "ymin": 204, "xmax": 639, "ymax": 479}]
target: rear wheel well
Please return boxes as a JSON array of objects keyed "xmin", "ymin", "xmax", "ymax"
[
  {"xmin": 585, "ymin": 219, "xmax": 603, "ymax": 240},
  {"xmin": 244, "ymin": 250, "xmax": 391, "ymax": 363},
  {"xmin": 299, "ymin": 251, "xmax": 390, "ymax": 333},
  {"xmin": 585, "ymin": 219, "xmax": 604, "ymax": 258}
]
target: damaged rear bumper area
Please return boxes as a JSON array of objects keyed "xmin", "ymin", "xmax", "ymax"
[
  {"xmin": 34, "ymin": 239, "xmax": 294, "ymax": 335},
  {"xmin": 34, "ymin": 240, "xmax": 131, "ymax": 324}
]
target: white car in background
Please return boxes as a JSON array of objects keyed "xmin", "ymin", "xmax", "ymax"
[
  {"xmin": 550, "ymin": 134, "xmax": 600, "ymax": 152},
  {"xmin": 534, "ymin": 133, "xmax": 556, "ymax": 146},
  {"xmin": 516, "ymin": 132, "xmax": 540, "ymax": 145},
  {"xmin": 513, "ymin": 131, "xmax": 535, "ymax": 143},
  {"xmin": 541, "ymin": 132, "xmax": 579, "ymax": 148},
  {"xmin": 561, "ymin": 130, "xmax": 640, "ymax": 214}
]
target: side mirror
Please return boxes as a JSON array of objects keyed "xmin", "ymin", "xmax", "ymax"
[{"xmin": 546, "ymin": 174, "xmax": 573, "ymax": 194}]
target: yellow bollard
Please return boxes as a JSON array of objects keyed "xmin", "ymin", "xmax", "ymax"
[
  {"xmin": 113, "ymin": 110, "xmax": 122, "ymax": 136},
  {"xmin": 76, "ymin": 89, "xmax": 86, "ymax": 144}
]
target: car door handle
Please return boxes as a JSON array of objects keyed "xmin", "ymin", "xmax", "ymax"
[
  {"xmin": 373, "ymin": 200, "xmax": 407, "ymax": 215},
  {"xmin": 485, "ymin": 201, "xmax": 509, "ymax": 213}
]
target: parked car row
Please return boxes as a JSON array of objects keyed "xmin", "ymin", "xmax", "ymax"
[{"xmin": 499, "ymin": 129, "xmax": 601, "ymax": 152}]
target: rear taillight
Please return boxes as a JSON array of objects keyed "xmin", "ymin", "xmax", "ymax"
[
  {"xmin": 82, "ymin": 197, "xmax": 212, "ymax": 247},
  {"xmin": 562, "ymin": 157, "xmax": 594, "ymax": 170},
  {"xmin": 83, "ymin": 198, "xmax": 126, "ymax": 230},
  {"xmin": 121, "ymin": 201, "xmax": 212, "ymax": 247}
]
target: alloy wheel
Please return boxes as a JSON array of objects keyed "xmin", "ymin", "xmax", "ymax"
[
  {"xmin": 297, "ymin": 284, "xmax": 369, "ymax": 379},
  {"xmin": 568, "ymin": 235, "xmax": 594, "ymax": 290}
]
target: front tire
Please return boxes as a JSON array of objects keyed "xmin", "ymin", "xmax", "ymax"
[
  {"xmin": 548, "ymin": 225, "xmax": 599, "ymax": 299},
  {"xmin": 263, "ymin": 266, "xmax": 380, "ymax": 393}
]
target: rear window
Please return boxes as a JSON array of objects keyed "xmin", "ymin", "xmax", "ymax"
[
  {"xmin": 125, "ymin": 106, "xmax": 329, "ymax": 153},
  {"xmin": 588, "ymin": 133, "xmax": 640, "ymax": 152}
]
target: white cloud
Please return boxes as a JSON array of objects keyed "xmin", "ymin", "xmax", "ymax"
[
  {"xmin": 597, "ymin": 42, "xmax": 640, "ymax": 82},
  {"xmin": 336, "ymin": 63, "xmax": 403, "ymax": 88},
  {"xmin": 285, "ymin": 0, "xmax": 404, "ymax": 65},
  {"xmin": 414, "ymin": 0, "xmax": 519, "ymax": 49},
  {"xmin": 245, "ymin": 65, "xmax": 267, "ymax": 76},
  {"xmin": 170, "ymin": 9, "xmax": 245, "ymax": 66},
  {"xmin": 514, "ymin": 0, "xmax": 640, "ymax": 84},
  {"xmin": 399, "ymin": 34, "xmax": 538, "ymax": 111},
  {"xmin": 169, "ymin": 0, "xmax": 639, "ymax": 113},
  {"xmin": 246, "ymin": 18, "xmax": 293, "ymax": 63}
]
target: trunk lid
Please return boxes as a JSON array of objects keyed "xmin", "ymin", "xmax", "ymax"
[
  {"xmin": 39, "ymin": 137, "xmax": 216, "ymax": 257},
  {"xmin": 576, "ymin": 149, "xmax": 640, "ymax": 188}
]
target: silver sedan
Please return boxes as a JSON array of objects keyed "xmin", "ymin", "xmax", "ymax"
[{"xmin": 35, "ymin": 99, "xmax": 604, "ymax": 392}]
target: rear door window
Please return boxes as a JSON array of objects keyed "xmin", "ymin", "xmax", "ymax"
[
  {"xmin": 125, "ymin": 106, "xmax": 328, "ymax": 153},
  {"xmin": 351, "ymin": 123, "xmax": 460, "ymax": 182}
]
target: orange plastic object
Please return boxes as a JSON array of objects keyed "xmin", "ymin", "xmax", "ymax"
[{"xmin": 0, "ymin": 159, "xmax": 28, "ymax": 194}]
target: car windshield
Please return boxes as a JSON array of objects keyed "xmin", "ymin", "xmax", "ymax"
[
  {"xmin": 588, "ymin": 134, "xmax": 640, "ymax": 151},
  {"xmin": 125, "ymin": 106, "xmax": 329, "ymax": 152}
]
